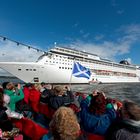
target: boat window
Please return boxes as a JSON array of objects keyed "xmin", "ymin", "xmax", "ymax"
[
  {"xmin": 33, "ymin": 69, "xmax": 36, "ymax": 71},
  {"xmin": 34, "ymin": 77, "xmax": 39, "ymax": 82},
  {"xmin": 26, "ymin": 69, "xmax": 29, "ymax": 71},
  {"xmin": 18, "ymin": 69, "xmax": 21, "ymax": 71}
]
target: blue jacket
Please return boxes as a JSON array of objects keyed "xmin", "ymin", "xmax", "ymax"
[{"xmin": 80, "ymin": 96, "xmax": 116, "ymax": 135}]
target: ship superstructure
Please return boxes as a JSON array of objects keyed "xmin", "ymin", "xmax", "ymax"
[{"xmin": 0, "ymin": 46, "xmax": 140, "ymax": 83}]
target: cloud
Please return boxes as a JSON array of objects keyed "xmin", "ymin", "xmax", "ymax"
[
  {"xmin": 0, "ymin": 40, "xmax": 43, "ymax": 62},
  {"xmin": 73, "ymin": 23, "xmax": 79, "ymax": 28},
  {"xmin": 0, "ymin": 40, "xmax": 43, "ymax": 76},
  {"xmin": 63, "ymin": 40, "xmax": 130, "ymax": 60},
  {"xmin": 125, "ymin": 58, "xmax": 132, "ymax": 64},
  {"xmin": 79, "ymin": 30, "xmax": 84, "ymax": 34},
  {"xmin": 111, "ymin": 0, "xmax": 118, "ymax": 7},
  {"xmin": 83, "ymin": 33, "xmax": 90, "ymax": 38},
  {"xmin": 63, "ymin": 24, "xmax": 140, "ymax": 61},
  {"xmin": 117, "ymin": 10, "xmax": 124, "ymax": 15},
  {"xmin": 94, "ymin": 34, "xmax": 104, "ymax": 41}
]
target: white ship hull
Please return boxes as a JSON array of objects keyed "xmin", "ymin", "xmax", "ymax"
[
  {"xmin": 0, "ymin": 47, "xmax": 140, "ymax": 84},
  {"xmin": 0, "ymin": 62, "xmax": 89, "ymax": 83},
  {"xmin": 0, "ymin": 62, "xmax": 140, "ymax": 84}
]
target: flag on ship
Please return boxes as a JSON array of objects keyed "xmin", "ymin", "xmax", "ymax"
[{"xmin": 72, "ymin": 62, "xmax": 91, "ymax": 79}]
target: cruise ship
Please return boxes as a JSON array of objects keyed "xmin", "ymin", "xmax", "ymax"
[{"xmin": 0, "ymin": 46, "xmax": 140, "ymax": 84}]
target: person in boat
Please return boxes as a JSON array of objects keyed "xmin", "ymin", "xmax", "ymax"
[
  {"xmin": 80, "ymin": 91, "xmax": 117, "ymax": 136},
  {"xmin": 22, "ymin": 83, "xmax": 33, "ymax": 104},
  {"xmin": 40, "ymin": 82, "xmax": 52, "ymax": 92},
  {"xmin": 42, "ymin": 106, "xmax": 85, "ymax": 140},
  {"xmin": 39, "ymin": 82, "xmax": 54, "ymax": 104},
  {"xmin": 3, "ymin": 82, "xmax": 24, "ymax": 111},
  {"xmin": 28, "ymin": 83, "xmax": 41, "ymax": 113},
  {"xmin": 48, "ymin": 85, "xmax": 74, "ymax": 110},
  {"xmin": 0, "ymin": 92, "xmax": 21, "ymax": 139},
  {"xmin": 106, "ymin": 100, "xmax": 140, "ymax": 140}
]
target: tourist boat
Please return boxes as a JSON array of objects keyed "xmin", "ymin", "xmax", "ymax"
[{"xmin": 0, "ymin": 46, "xmax": 140, "ymax": 83}]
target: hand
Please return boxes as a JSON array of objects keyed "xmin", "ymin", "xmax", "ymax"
[
  {"xmin": 19, "ymin": 114, "xmax": 24, "ymax": 119},
  {"xmin": 92, "ymin": 90, "xmax": 99, "ymax": 96},
  {"xmin": 17, "ymin": 84, "xmax": 21, "ymax": 89},
  {"xmin": 64, "ymin": 85, "xmax": 70, "ymax": 91}
]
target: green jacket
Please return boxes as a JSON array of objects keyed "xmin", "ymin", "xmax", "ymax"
[{"xmin": 4, "ymin": 89, "xmax": 24, "ymax": 111}]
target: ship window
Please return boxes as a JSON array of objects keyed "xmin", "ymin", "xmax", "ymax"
[
  {"xmin": 30, "ymin": 69, "xmax": 32, "ymax": 71},
  {"xmin": 18, "ymin": 69, "xmax": 21, "ymax": 71},
  {"xmin": 33, "ymin": 69, "xmax": 36, "ymax": 71},
  {"xmin": 62, "ymin": 67, "xmax": 64, "ymax": 69},
  {"xmin": 65, "ymin": 67, "xmax": 67, "ymax": 69},
  {"xmin": 26, "ymin": 69, "xmax": 29, "ymax": 71},
  {"xmin": 59, "ymin": 67, "xmax": 61, "ymax": 69},
  {"xmin": 34, "ymin": 77, "xmax": 39, "ymax": 82}
]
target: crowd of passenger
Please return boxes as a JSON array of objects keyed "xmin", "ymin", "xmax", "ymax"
[{"xmin": 0, "ymin": 81, "xmax": 140, "ymax": 140}]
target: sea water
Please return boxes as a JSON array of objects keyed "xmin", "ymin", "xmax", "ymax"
[{"xmin": 71, "ymin": 83, "xmax": 140, "ymax": 104}]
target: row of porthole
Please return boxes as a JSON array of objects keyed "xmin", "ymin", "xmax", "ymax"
[
  {"xmin": 59, "ymin": 67, "xmax": 72, "ymax": 70},
  {"xmin": 18, "ymin": 69, "xmax": 37, "ymax": 71}
]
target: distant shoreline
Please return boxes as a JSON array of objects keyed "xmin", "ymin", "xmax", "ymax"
[
  {"xmin": 0, "ymin": 76, "xmax": 17, "ymax": 78},
  {"xmin": 0, "ymin": 76, "xmax": 24, "ymax": 84}
]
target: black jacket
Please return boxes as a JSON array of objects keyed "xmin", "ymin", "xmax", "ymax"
[
  {"xmin": 48, "ymin": 91, "xmax": 74, "ymax": 110},
  {"xmin": 0, "ymin": 106, "xmax": 13, "ymax": 131}
]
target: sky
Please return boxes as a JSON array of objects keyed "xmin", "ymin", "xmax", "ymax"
[{"xmin": 0, "ymin": 0, "xmax": 140, "ymax": 75}]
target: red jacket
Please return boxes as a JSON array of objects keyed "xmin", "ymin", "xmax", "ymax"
[
  {"xmin": 12, "ymin": 118, "xmax": 48, "ymax": 140},
  {"xmin": 29, "ymin": 88, "xmax": 40, "ymax": 112},
  {"xmin": 23, "ymin": 87, "xmax": 30, "ymax": 104}
]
